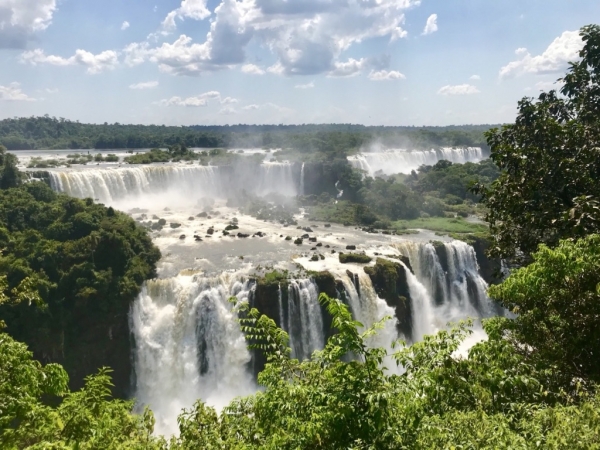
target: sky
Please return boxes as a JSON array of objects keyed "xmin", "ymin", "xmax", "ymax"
[{"xmin": 0, "ymin": 0, "xmax": 596, "ymax": 126}]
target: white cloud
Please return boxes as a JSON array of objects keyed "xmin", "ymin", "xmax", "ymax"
[
  {"xmin": 241, "ymin": 64, "xmax": 265, "ymax": 75},
  {"xmin": 422, "ymin": 14, "xmax": 438, "ymax": 35},
  {"xmin": 437, "ymin": 84, "xmax": 480, "ymax": 95},
  {"xmin": 0, "ymin": 82, "xmax": 36, "ymax": 101},
  {"xmin": 161, "ymin": 0, "xmax": 211, "ymax": 32},
  {"xmin": 220, "ymin": 96, "xmax": 238, "ymax": 104},
  {"xmin": 469, "ymin": 74, "xmax": 481, "ymax": 81},
  {"xmin": 368, "ymin": 70, "xmax": 405, "ymax": 81},
  {"xmin": 0, "ymin": 0, "xmax": 57, "ymax": 48},
  {"xmin": 242, "ymin": 104, "xmax": 259, "ymax": 110},
  {"xmin": 328, "ymin": 58, "xmax": 367, "ymax": 77},
  {"xmin": 295, "ymin": 81, "xmax": 314, "ymax": 89},
  {"xmin": 129, "ymin": 81, "xmax": 159, "ymax": 90},
  {"xmin": 121, "ymin": 21, "xmax": 130, "ymax": 30},
  {"xmin": 45, "ymin": 88, "xmax": 58, "ymax": 94},
  {"xmin": 126, "ymin": 0, "xmax": 421, "ymax": 77},
  {"xmin": 158, "ymin": 90, "xmax": 223, "ymax": 107},
  {"xmin": 219, "ymin": 106, "xmax": 236, "ymax": 115},
  {"xmin": 20, "ymin": 48, "xmax": 119, "ymax": 74},
  {"xmin": 499, "ymin": 30, "xmax": 582, "ymax": 79}
]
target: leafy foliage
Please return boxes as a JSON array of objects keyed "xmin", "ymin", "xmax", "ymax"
[
  {"xmin": 0, "ymin": 180, "xmax": 160, "ymax": 394},
  {"xmin": 477, "ymin": 25, "xmax": 600, "ymax": 259}
]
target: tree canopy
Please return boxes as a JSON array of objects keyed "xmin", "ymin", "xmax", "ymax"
[{"xmin": 478, "ymin": 25, "xmax": 600, "ymax": 260}]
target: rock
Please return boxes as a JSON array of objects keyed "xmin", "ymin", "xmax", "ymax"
[
  {"xmin": 325, "ymin": 245, "xmax": 330, "ymax": 248},
  {"xmin": 197, "ymin": 212, "xmax": 208, "ymax": 218},
  {"xmin": 346, "ymin": 245, "xmax": 357, "ymax": 250},
  {"xmin": 285, "ymin": 236, "xmax": 292, "ymax": 241},
  {"xmin": 316, "ymin": 243, "xmax": 323, "ymax": 247},
  {"xmin": 311, "ymin": 254, "xmax": 319, "ymax": 261},
  {"xmin": 303, "ymin": 227, "xmax": 313, "ymax": 232},
  {"xmin": 170, "ymin": 223, "xmax": 181, "ymax": 229},
  {"xmin": 179, "ymin": 234, "xmax": 186, "ymax": 240},
  {"xmin": 311, "ymin": 247, "xmax": 317, "ymax": 251},
  {"xmin": 301, "ymin": 234, "xmax": 310, "ymax": 239},
  {"xmin": 152, "ymin": 215, "xmax": 159, "ymax": 220},
  {"xmin": 331, "ymin": 249, "xmax": 336, "ymax": 253},
  {"xmin": 223, "ymin": 230, "xmax": 230, "ymax": 236},
  {"xmin": 237, "ymin": 232, "xmax": 250, "ymax": 238},
  {"xmin": 253, "ymin": 231, "xmax": 265, "ymax": 237},
  {"xmin": 294, "ymin": 238, "xmax": 303, "ymax": 245},
  {"xmin": 225, "ymin": 224, "xmax": 239, "ymax": 231},
  {"xmin": 309, "ymin": 237, "xmax": 317, "ymax": 242},
  {"xmin": 319, "ymin": 254, "xmax": 325, "ymax": 260},
  {"xmin": 207, "ymin": 228, "xmax": 214, "ymax": 235},
  {"xmin": 324, "ymin": 223, "xmax": 331, "ymax": 228},
  {"xmin": 339, "ymin": 253, "xmax": 372, "ymax": 264},
  {"xmin": 188, "ymin": 216, "xmax": 195, "ymax": 221},
  {"xmin": 194, "ymin": 235, "xmax": 202, "ymax": 241},
  {"xmin": 296, "ymin": 226, "xmax": 302, "ymax": 229}
]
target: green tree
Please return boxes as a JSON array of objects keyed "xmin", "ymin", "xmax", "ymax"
[
  {"xmin": 478, "ymin": 25, "xmax": 600, "ymax": 260},
  {"xmin": 488, "ymin": 235, "xmax": 600, "ymax": 389}
]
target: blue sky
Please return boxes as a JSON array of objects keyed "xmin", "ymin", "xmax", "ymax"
[{"xmin": 0, "ymin": 0, "xmax": 596, "ymax": 126}]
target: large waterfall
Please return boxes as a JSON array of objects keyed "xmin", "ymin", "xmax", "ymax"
[
  {"xmin": 130, "ymin": 273, "xmax": 256, "ymax": 436},
  {"xmin": 47, "ymin": 162, "xmax": 298, "ymax": 207},
  {"xmin": 348, "ymin": 147, "xmax": 485, "ymax": 176},
  {"xmin": 125, "ymin": 239, "xmax": 497, "ymax": 435}
]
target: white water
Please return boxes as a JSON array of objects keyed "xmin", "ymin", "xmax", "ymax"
[
  {"xmin": 47, "ymin": 162, "xmax": 299, "ymax": 208},
  {"xmin": 300, "ymin": 162, "xmax": 305, "ymax": 195},
  {"xmin": 395, "ymin": 241, "xmax": 497, "ymax": 351},
  {"xmin": 286, "ymin": 279, "xmax": 325, "ymax": 361},
  {"xmin": 130, "ymin": 273, "xmax": 256, "ymax": 436},
  {"xmin": 348, "ymin": 147, "xmax": 484, "ymax": 176}
]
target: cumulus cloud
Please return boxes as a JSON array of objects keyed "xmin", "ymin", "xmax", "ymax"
[
  {"xmin": 328, "ymin": 58, "xmax": 367, "ymax": 77},
  {"xmin": 129, "ymin": 81, "xmax": 158, "ymax": 89},
  {"xmin": 422, "ymin": 14, "xmax": 438, "ymax": 35},
  {"xmin": 121, "ymin": 21, "xmax": 130, "ymax": 30},
  {"xmin": 0, "ymin": 0, "xmax": 57, "ymax": 48},
  {"xmin": 295, "ymin": 81, "xmax": 314, "ymax": 89},
  {"xmin": 157, "ymin": 90, "xmax": 230, "ymax": 107},
  {"xmin": 161, "ymin": 0, "xmax": 211, "ymax": 32},
  {"xmin": 125, "ymin": 0, "xmax": 420, "ymax": 77},
  {"xmin": 499, "ymin": 30, "xmax": 582, "ymax": 79},
  {"xmin": 0, "ymin": 82, "xmax": 36, "ymax": 101},
  {"xmin": 241, "ymin": 64, "xmax": 265, "ymax": 75},
  {"xmin": 242, "ymin": 104, "xmax": 259, "ymax": 110},
  {"xmin": 437, "ymin": 84, "xmax": 480, "ymax": 95},
  {"xmin": 470, "ymin": 74, "xmax": 481, "ymax": 81},
  {"xmin": 220, "ymin": 96, "xmax": 238, "ymax": 104},
  {"xmin": 368, "ymin": 70, "xmax": 405, "ymax": 81},
  {"xmin": 20, "ymin": 48, "xmax": 119, "ymax": 74},
  {"xmin": 219, "ymin": 106, "xmax": 236, "ymax": 115}
]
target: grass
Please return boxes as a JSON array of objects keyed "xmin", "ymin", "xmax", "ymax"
[{"xmin": 393, "ymin": 216, "xmax": 487, "ymax": 235}]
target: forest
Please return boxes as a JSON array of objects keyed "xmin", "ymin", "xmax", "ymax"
[
  {"xmin": 0, "ymin": 117, "xmax": 491, "ymax": 151},
  {"xmin": 1, "ymin": 24, "xmax": 600, "ymax": 449}
]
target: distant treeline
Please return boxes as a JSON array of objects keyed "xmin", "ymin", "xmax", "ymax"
[{"xmin": 0, "ymin": 116, "xmax": 497, "ymax": 151}]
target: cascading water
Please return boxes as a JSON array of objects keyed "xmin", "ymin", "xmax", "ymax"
[
  {"xmin": 130, "ymin": 273, "xmax": 256, "ymax": 436},
  {"xmin": 48, "ymin": 165, "xmax": 224, "ymax": 206},
  {"xmin": 285, "ymin": 279, "xmax": 325, "ymax": 361},
  {"xmin": 255, "ymin": 162, "xmax": 297, "ymax": 197},
  {"xmin": 348, "ymin": 147, "xmax": 484, "ymax": 176},
  {"xmin": 395, "ymin": 240, "xmax": 499, "ymax": 349},
  {"xmin": 300, "ymin": 162, "xmax": 305, "ymax": 195}
]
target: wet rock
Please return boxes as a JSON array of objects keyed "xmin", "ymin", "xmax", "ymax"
[
  {"xmin": 316, "ymin": 243, "xmax": 323, "ymax": 247},
  {"xmin": 301, "ymin": 234, "xmax": 310, "ymax": 239},
  {"xmin": 237, "ymin": 232, "xmax": 250, "ymax": 238},
  {"xmin": 207, "ymin": 227, "xmax": 214, "ymax": 235},
  {"xmin": 223, "ymin": 230, "xmax": 230, "ymax": 236},
  {"xmin": 331, "ymin": 249, "xmax": 336, "ymax": 254},
  {"xmin": 225, "ymin": 224, "xmax": 239, "ymax": 231},
  {"xmin": 311, "ymin": 254, "xmax": 319, "ymax": 261},
  {"xmin": 325, "ymin": 245, "xmax": 330, "ymax": 248},
  {"xmin": 152, "ymin": 215, "xmax": 159, "ymax": 220},
  {"xmin": 179, "ymin": 234, "xmax": 186, "ymax": 240},
  {"xmin": 197, "ymin": 212, "xmax": 208, "ymax": 218},
  {"xmin": 193, "ymin": 235, "xmax": 202, "ymax": 241},
  {"xmin": 253, "ymin": 231, "xmax": 266, "ymax": 237},
  {"xmin": 324, "ymin": 223, "xmax": 331, "ymax": 228},
  {"xmin": 303, "ymin": 227, "xmax": 313, "ymax": 232},
  {"xmin": 311, "ymin": 247, "xmax": 317, "ymax": 251},
  {"xmin": 294, "ymin": 238, "xmax": 303, "ymax": 245},
  {"xmin": 346, "ymin": 245, "xmax": 356, "ymax": 250},
  {"xmin": 285, "ymin": 236, "xmax": 292, "ymax": 241},
  {"xmin": 170, "ymin": 223, "xmax": 181, "ymax": 229},
  {"xmin": 296, "ymin": 226, "xmax": 302, "ymax": 229},
  {"xmin": 309, "ymin": 237, "xmax": 317, "ymax": 242},
  {"xmin": 319, "ymin": 254, "xmax": 325, "ymax": 260}
]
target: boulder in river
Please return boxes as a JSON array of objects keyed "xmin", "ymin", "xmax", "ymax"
[{"xmin": 346, "ymin": 245, "xmax": 357, "ymax": 250}]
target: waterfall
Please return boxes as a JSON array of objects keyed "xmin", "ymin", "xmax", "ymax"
[
  {"xmin": 286, "ymin": 279, "xmax": 325, "ymax": 361},
  {"xmin": 300, "ymin": 163, "xmax": 305, "ymax": 195},
  {"xmin": 395, "ymin": 240, "xmax": 499, "ymax": 344},
  {"xmin": 48, "ymin": 165, "xmax": 224, "ymax": 206},
  {"xmin": 255, "ymin": 162, "xmax": 297, "ymax": 197},
  {"xmin": 348, "ymin": 147, "xmax": 485, "ymax": 176},
  {"xmin": 130, "ymin": 273, "xmax": 256, "ymax": 436}
]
